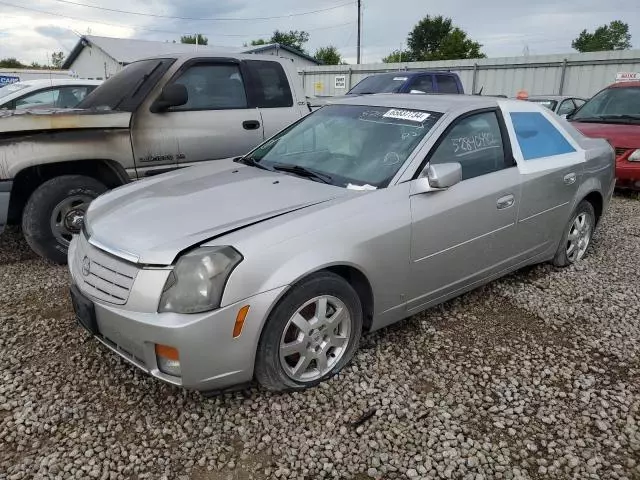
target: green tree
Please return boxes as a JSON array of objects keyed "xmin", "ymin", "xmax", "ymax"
[
  {"xmin": 51, "ymin": 51, "xmax": 65, "ymax": 69},
  {"xmin": 180, "ymin": 34, "xmax": 209, "ymax": 45},
  {"xmin": 251, "ymin": 39, "xmax": 267, "ymax": 46},
  {"xmin": 0, "ymin": 58, "xmax": 25, "ymax": 68},
  {"xmin": 572, "ymin": 21, "xmax": 632, "ymax": 52},
  {"xmin": 382, "ymin": 49, "xmax": 413, "ymax": 63},
  {"xmin": 314, "ymin": 46, "xmax": 343, "ymax": 65},
  {"xmin": 402, "ymin": 15, "xmax": 485, "ymax": 61}
]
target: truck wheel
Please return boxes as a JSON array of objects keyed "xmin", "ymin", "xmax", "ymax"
[{"xmin": 22, "ymin": 175, "xmax": 107, "ymax": 264}]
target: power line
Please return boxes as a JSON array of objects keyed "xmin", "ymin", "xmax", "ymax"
[
  {"xmin": 42, "ymin": 0, "xmax": 354, "ymax": 21},
  {"xmin": 0, "ymin": 1, "xmax": 355, "ymax": 38}
]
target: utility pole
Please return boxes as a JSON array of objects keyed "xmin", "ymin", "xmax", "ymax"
[{"xmin": 357, "ymin": 0, "xmax": 362, "ymax": 64}]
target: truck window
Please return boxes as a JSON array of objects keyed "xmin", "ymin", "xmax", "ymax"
[
  {"xmin": 409, "ymin": 75, "xmax": 434, "ymax": 93},
  {"xmin": 244, "ymin": 60, "xmax": 294, "ymax": 108},
  {"xmin": 169, "ymin": 64, "xmax": 248, "ymax": 110},
  {"xmin": 435, "ymin": 75, "xmax": 460, "ymax": 94}
]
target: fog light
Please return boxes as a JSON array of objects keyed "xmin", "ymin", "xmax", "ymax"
[{"xmin": 155, "ymin": 344, "xmax": 181, "ymax": 377}]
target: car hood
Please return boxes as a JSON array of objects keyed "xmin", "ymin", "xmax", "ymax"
[
  {"xmin": 85, "ymin": 160, "xmax": 349, "ymax": 265},
  {"xmin": 571, "ymin": 121, "xmax": 640, "ymax": 148}
]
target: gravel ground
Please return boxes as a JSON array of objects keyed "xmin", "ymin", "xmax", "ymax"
[{"xmin": 1, "ymin": 194, "xmax": 639, "ymax": 480}]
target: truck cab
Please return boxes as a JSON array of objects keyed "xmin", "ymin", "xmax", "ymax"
[
  {"xmin": 0, "ymin": 53, "xmax": 309, "ymax": 263},
  {"xmin": 347, "ymin": 71, "xmax": 464, "ymax": 95}
]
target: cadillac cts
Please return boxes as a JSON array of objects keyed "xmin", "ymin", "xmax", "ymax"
[{"xmin": 68, "ymin": 95, "xmax": 615, "ymax": 394}]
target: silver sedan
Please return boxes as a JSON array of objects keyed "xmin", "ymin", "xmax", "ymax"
[{"xmin": 68, "ymin": 94, "xmax": 615, "ymax": 394}]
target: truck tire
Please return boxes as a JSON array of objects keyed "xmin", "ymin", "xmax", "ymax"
[{"xmin": 22, "ymin": 175, "xmax": 107, "ymax": 264}]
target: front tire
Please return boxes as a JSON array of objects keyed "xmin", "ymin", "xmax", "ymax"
[
  {"xmin": 552, "ymin": 200, "xmax": 596, "ymax": 267},
  {"xmin": 255, "ymin": 272, "xmax": 363, "ymax": 392},
  {"xmin": 22, "ymin": 175, "xmax": 107, "ymax": 264}
]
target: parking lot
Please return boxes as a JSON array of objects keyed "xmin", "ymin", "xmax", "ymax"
[{"xmin": 0, "ymin": 194, "xmax": 638, "ymax": 480}]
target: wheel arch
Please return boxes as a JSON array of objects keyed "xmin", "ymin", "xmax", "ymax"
[{"xmin": 7, "ymin": 159, "xmax": 129, "ymax": 224}]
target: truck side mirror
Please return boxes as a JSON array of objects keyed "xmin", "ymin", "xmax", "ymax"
[{"xmin": 150, "ymin": 84, "xmax": 188, "ymax": 113}]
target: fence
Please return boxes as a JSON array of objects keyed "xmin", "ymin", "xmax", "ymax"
[{"xmin": 299, "ymin": 49, "xmax": 640, "ymax": 99}]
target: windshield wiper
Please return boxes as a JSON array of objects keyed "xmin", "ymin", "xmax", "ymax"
[
  {"xmin": 233, "ymin": 156, "xmax": 273, "ymax": 171},
  {"xmin": 272, "ymin": 163, "xmax": 333, "ymax": 184},
  {"xmin": 573, "ymin": 114, "xmax": 640, "ymax": 123}
]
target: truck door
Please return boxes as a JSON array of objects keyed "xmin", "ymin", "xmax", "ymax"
[
  {"xmin": 131, "ymin": 59, "xmax": 264, "ymax": 176},
  {"xmin": 243, "ymin": 59, "xmax": 305, "ymax": 140}
]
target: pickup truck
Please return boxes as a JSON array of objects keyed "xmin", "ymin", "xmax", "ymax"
[
  {"xmin": 308, "ymin": 70, "xmax": 464, "ymax": 110},
  {"xmin": 0, "ymin": 53, "xmax": 310, "ymax": 263}
]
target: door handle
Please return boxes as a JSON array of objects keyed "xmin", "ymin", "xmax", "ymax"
[
  {"xmin": 497, "ymin": 194, "xmax": 515, "ymax": 210},
  {"xmin": 563, "ymin": 172, "xmax": 577, "ymax": 185},
  {"xmin": 242, "ymin": 120, "xmax": 261, "ymax": 130}
]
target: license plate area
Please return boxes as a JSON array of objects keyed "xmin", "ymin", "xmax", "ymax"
[{"xmin": 70, "ymin": 284, "xmax": 98, "ymax": 335}]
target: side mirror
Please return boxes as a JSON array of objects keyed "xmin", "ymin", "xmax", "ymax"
[
  {"xmin": 150, "ymin": 84, "xmax": 188, "ymax": 113},
  {"xmin": 413, "ymin": 162, "xmax": 462, "ymax": 194}
]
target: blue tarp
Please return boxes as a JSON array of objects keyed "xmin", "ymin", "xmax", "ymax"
[{"xmin": 510, "ymin": 112, "xmax": 576, "ymax": 160}]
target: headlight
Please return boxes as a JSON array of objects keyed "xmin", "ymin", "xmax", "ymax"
[
  {"xmin": 629, "ymin": 149, "xmax": 640, "ymax": 162},
  {"xmin": 158, "ymin": 246, "xmax": 242, "ymax": 314}
]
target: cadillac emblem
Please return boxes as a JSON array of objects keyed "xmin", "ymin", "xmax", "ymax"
[{"xmin": 82, "ymin": 256, "xmax": 91, "ymax": 276}]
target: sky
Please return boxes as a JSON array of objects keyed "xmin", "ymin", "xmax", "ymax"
[{"xmin": 0, "ymin": 0, "xmax": 639, "ymax": 65}]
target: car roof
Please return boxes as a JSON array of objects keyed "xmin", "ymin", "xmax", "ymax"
[
  {"xmin": 608, "ymin": 81, "xmax": 640, "ymax": 89},
  {"xmin": 328, "ymin": 93, "xmax": 500, "ymax": 114},
  {"xmin": 528, "ymin": 95, "xmax": 574, "ymax": 101},
  {"xmin": 363, "ymin": 70, "xmax": 456, "ymax": 78},
  {"xmin": 9, "ymin": 79, "xmax": 102, "ymax": 88}
]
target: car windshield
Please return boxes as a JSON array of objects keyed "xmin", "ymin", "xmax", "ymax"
[
  {"xmin": 529, "ymin": 99, "xmax": 557, "ymax": 111},
  {"xmin": 0, "ymin": 83, "xmax": 28, "ymax": 99},
  {"xmin": 571, "ymin": 86, "xmax": 640, "ymax": 122},
  {"xmin": 245, "ymin": 104, "xmax": 441, "ymax": 188},
  {"xmin": 78, "ymin": 58, "xmax": 172, "ymax": 112},
  {"xmin": 348, "ymin": 75, "xmax": 408, "ymax": 94}
]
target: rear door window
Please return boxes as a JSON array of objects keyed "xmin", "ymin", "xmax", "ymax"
[
  {"xmin": 244, "ymin": 60, "xmax": 294, "ymax": 108},
  {"xmin": 510, "ymin": 112, "xmax": 576, "ymax": 160},
  {"xmin": 435, "ymin": 75, "xmax": 460, "ymax": 94},
  {"xmin": 409, "ymin": 75, "xmax": 434, "ymax": 93}
]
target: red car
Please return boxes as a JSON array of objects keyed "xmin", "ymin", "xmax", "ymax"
[{"xmin": 569, "ymin": 81, "xmax": 640, "ymax": 189}]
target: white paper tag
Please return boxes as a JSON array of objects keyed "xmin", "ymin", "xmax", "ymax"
[
  {"xmin": 383, "ymin": 109, "xmax": 430, "ymax": 123},
  {"xmin": 347, "ymin": 183, "xmax": 378, "ymax": 191},
  {"xmin": 393, "ymin": 77, "xmax": 408, "ymax": 81}
]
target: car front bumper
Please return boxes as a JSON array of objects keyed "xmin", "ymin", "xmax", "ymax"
[
  {"xmin": 616, "ymin": 158, "xmax": 640, "ymax": 189},
  {"xmin": 0, "ymin": 180, "xmax": 12, "ymax": 234},
  {"xmin": 72, "ymin": 284, "xmax": 286, "ymax": 392}
]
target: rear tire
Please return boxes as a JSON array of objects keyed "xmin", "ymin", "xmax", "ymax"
[
  {"xmin": 22, "ymin": 175, "xmax": 107, "ymax": 264},
  {"xmin": 255, "ymin": 272, "xmax": 363, "ymax": 392},
  {"xmin": 552, "ymin": 200, "xmax": 596, "ymax": 267}
]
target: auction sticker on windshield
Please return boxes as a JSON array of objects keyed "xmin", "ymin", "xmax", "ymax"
[{"xmin": 383, "ymin": 109, "xmax": 430, "ymax": 123}]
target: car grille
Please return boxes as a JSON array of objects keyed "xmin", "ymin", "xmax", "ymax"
[
  {"xmin": 72, "ymin": 234, "xmax": 139, "ymax": 305},
  {"xmin": 615, "ymin": 147, "xmax": 629, "ymax": 158}
]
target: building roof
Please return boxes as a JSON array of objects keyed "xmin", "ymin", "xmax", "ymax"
[
  {"xmin": 62, "ymin": 36, "xmax": 320, "ymax": 69},
  {"xmin": 243, "ymin": 43, "xmax": 321, "ymax": 65}
]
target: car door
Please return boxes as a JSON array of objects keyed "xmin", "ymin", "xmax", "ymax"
[
  {"xmin": 243, "ymin": 59, "xmax": 303, "ymax": 140},
  {"xmin": 407, "ymin": 109, "xmax": 521, "ymax": 313},
  {"xmin": 130, "ymin": 59, "xmax": 264, "ymax": 176},
  {"xmin": 406, "ymin": 74, "xmax": 435, "ymax": 94},
  {"xmin": 499, "ymin": 102, "xmax": 584, "ymax": 256}
]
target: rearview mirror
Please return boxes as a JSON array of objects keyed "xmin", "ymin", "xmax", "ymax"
[
  {"xmin": 427, "ymin": 162, "xmax": 462, "ymax": 188},
  {"xmin": 150, "ymin": 84, "xmax": 188, "ymax": 113},
  {"xmin": 413, "ymin": 162, "xmax": 462, "ymax": 194}
]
